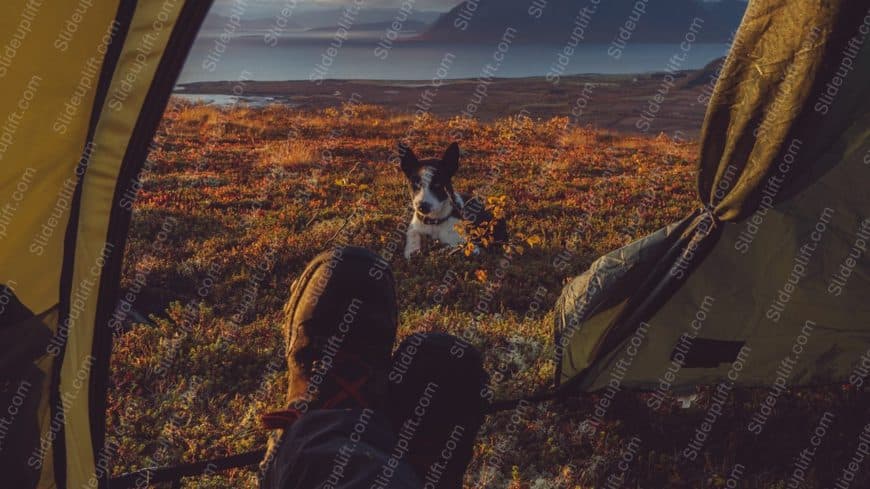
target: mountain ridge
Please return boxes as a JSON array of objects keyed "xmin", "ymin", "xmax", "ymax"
[{"xmin": 422, "ymin": 0, "xmax": 746, "ymax": 43}]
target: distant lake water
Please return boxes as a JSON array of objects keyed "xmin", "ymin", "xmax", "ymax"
[{"xmin": 179, "ymin": 34, "xmax": 730, "ymax": 82}]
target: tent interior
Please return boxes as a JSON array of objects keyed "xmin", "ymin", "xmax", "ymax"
[{"xmin": 1, "ymin": 0, "xmax": 869, "ymax": 487}]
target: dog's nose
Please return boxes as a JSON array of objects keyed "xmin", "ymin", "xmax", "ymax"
[{"xmin": 417, "ymin": 202, "xmax": 431, "ymax": 214}]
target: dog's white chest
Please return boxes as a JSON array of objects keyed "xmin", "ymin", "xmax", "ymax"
[
  {"xmin": 431, "ymin": 218, "xmax": 463, "ymax": 246},
  {"xmin": 404, "ymin": 216, "xmax": 464, "ymax": 258},
  {"xmin": 414, "ymin": 217, "xmax": 463, "ymax": 245}
]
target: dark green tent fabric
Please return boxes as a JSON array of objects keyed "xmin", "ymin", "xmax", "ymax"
[
  {"xmin": 555, "ymin": 0, "xmax": 870, "ymax": 391},
  {"xmin": 698, "ymin": 0, "xmax": 870, "ymax": 220}
]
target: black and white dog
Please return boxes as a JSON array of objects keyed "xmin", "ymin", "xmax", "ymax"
[{"xmin": 399, "ymin": 142, "xmax": 505, "ymax": 259}]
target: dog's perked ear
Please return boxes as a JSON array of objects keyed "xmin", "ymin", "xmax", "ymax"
[
  {"xmin": 398, "ymin": 143, "xmax": 420, "ymax": 177},
  {"xmin": 441, "ymin": 142, "xmax": 460, "ymax": 177}
]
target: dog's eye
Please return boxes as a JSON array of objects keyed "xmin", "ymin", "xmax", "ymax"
[{"xmin": 411, "ymin": 181, "xmax": 421, "ymax": 190}]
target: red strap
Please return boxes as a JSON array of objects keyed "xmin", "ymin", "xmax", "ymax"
[
  {"xmin": 260, "ymin": 353, "xmax": 376, "ymax": 431},
  {"xmin": 260, "ymin": 408, "xmax": 303, "ymax": 430}
]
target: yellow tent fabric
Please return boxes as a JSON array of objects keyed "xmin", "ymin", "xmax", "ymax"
[
  {"xmin": 0, "ymin": 1, "xmax": 211, "ymax": 487},
  {"xmin": 555, "ymin": 0, "xmax": 870, "ymax": 392},
  {"xmin": 0, "ymin": 0, "xmax": 866, "ymax": 486}
]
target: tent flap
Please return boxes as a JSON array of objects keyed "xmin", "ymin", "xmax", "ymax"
[
  {"xmin": 0, "ymin": 1, "xmax": 212, "ymax": 487},
  {"xmin": 556, "ymin": 0, "xmax": 870, "ymax": 393}
]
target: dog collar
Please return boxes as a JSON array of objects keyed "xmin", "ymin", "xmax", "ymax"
[{"xmin": 416, "ymin": 207, "xmax": 461, "ymax": 226}]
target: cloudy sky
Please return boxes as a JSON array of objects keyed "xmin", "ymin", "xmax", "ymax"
[{"xmin": 211, "ymin": 0, "xmax": 463, "ymax": 15}]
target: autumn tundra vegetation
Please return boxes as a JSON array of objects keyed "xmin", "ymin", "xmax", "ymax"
[{"xmin": 110, "ymin": 100, "xmax": 866, "ymax": 488}]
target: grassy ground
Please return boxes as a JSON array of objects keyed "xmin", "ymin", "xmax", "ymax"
[{"xmin": 109, "ymin": 100, "xmax": 868, "ymax": 488}]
